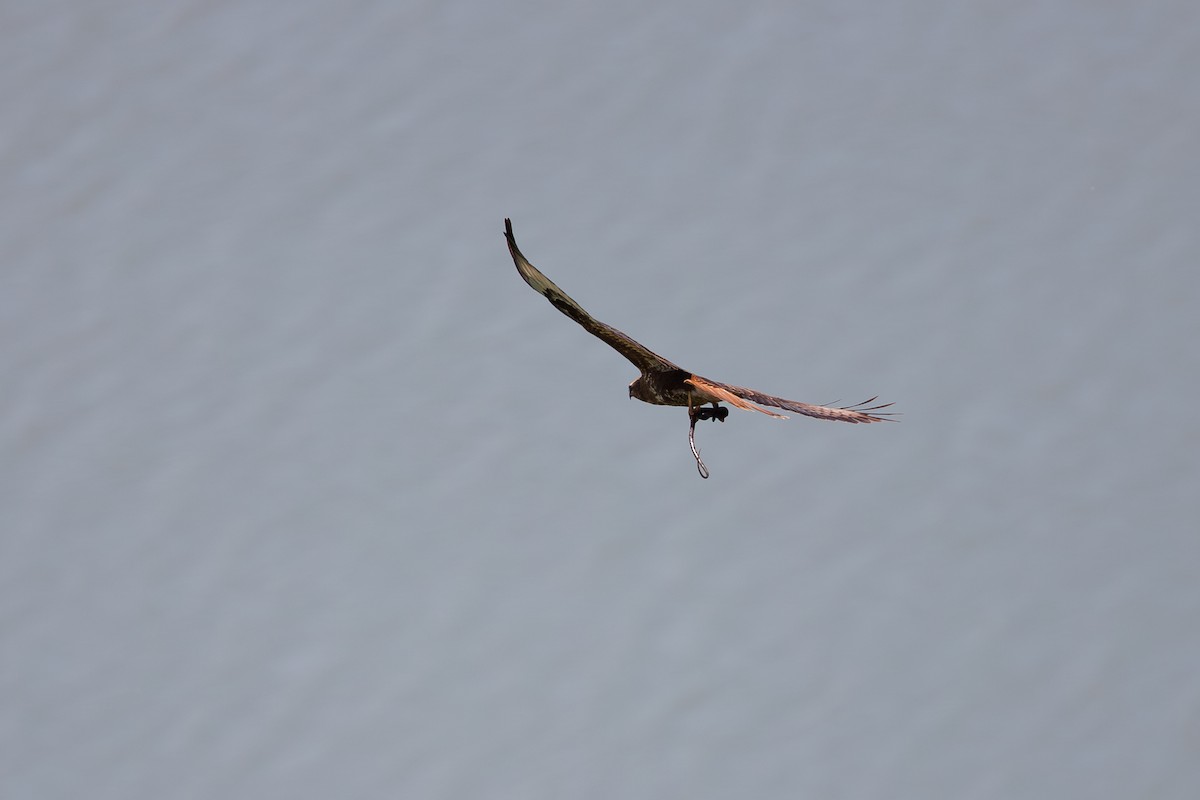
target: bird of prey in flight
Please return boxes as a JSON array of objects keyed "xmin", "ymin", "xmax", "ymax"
[{"xmin": 503, "ymin": 218, "xmax": 894, "ymax": 478}]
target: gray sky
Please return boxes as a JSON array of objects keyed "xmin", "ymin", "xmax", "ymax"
[{"xmin": 4, "ymin": 1, "xmax": 1199, "ymax": 798}]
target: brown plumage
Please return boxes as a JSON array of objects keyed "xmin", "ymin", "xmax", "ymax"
[{"xmin": 504, "ymin": 218, "xmax": 894, "ymax": 476}]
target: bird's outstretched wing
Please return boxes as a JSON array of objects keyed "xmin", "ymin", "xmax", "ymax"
[
  {"xmin": 687, "ymin": 375, "xmax": 895, "ymax": 423},
  {"xmin": 505, "ymin": 218, "xmax": 680, "ymax": 374}
]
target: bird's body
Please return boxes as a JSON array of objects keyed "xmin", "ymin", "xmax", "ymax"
[
  {"xmin": 503, "ymin": 218, "xmax": 893, "ymax": 476},
  {"xmin": 627, "ymin": 369, "xmax": 695, "ymax": 407}
]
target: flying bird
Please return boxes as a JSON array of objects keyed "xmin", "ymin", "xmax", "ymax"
[{"xmin": 503, "ymin": 218, "xmax": 893, "ymax": 478}]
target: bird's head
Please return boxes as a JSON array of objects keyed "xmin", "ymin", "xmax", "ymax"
[{"xmin": 628, "ymin": 376, "xmax": 644, "ymax": 401}]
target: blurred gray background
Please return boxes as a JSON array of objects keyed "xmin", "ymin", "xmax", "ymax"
[{"xmin": 4, "ymin": 1, "xmax": 1198, "ymax": 798}]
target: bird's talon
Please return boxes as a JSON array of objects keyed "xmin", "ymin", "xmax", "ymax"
[{"xmin": 691, "ymin": 406, "xmax": 728, "ymax": 423}]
